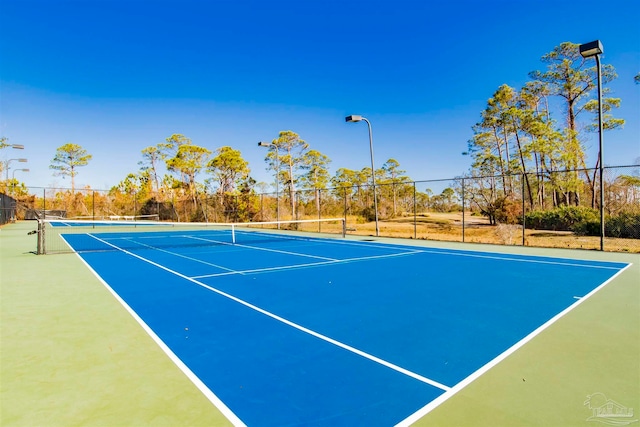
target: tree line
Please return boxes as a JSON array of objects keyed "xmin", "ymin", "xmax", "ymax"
[
  {"xmin": 462, "ymin": 41, "xmax": 639, "ymax": 225},
  {"xmin": 2, "ymin": 42, "xmax": 639, "ymax": 225}
]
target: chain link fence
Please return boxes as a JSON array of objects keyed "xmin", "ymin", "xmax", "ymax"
[
  {"xmin": 0, "ymin": 193, "xmax": 17, "ymax": 225},
  {"xmin": 7, "ymin": 164, "xmax": 639, "ymax": 253}
]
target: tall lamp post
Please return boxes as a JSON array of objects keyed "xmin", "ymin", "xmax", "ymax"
[
  {"xmin": 12, "ymin": 168, "xmax": 29, "ymax": 179},
  {"xmin": 579, "ymin": 40, "xmax": 605, "ymax": 251},
  {"xmin": 258, "ymin": 141, "xmax": 280, "ymax": 226},
  {"xmin": 6, "ymin": 158, "xmax": 28, "ymax": 180},
  {"xmin": 11, "ymin": 168, "xmax": 29, "ymax": 195},
  {"xmin": 345, "ymin": 115, "xmax": 379, "ymax": 237}
]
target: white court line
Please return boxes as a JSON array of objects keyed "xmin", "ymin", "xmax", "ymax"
[
  {"xmin": 190, "ymin": 250, "xmax": 423, "ymax": 279},
  {"xmin": 395, "ymin": 262, "xmax": 633, "ymax": 427},
  {"xmin": 73, "ymin": 238, "xmax": 247, "ymax": 426},
  {"xmin": 86, "ymin": 233, "xmax": 451, "ymax": 394},
  {"xmin": 413, "ymin": 249, "xmax": 625, "ymax": 270},
  {"xmin": 190, "ymin": 260, "xmax": 339, "ymax": 279}
]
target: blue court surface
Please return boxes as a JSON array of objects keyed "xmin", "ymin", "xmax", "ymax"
[{"xmin": 61, "ymin": 228, "xmax": 629, "ymax": 426}]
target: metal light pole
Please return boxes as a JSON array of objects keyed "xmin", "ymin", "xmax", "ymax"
[
  {"xmin": 11, "ymin": 168, "xmax": 29, "ymax": 195},
  {"xmin": 345, "ymin": 115, "xmax": 379, "ymax": 236},
  {"xmin": 6, "ymin": 158, "xmax": 28, "ymax": 180},
  {"xmin": 579, "ymin": 40, "xmax": 604, "ymax": 251},
  {"xmin": 12, "ymin": 168, "xmax": 29, "ymax": 179},
  {"xmin": 258, "ymin": 141, "xmax": 280, "ymax": 226}
]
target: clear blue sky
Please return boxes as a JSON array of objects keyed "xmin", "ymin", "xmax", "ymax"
[{"xmin": 1, "ymin": 0, "xmax": 639, "ymax": 191}]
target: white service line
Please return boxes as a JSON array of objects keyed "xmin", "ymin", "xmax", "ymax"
[
  {"xmin": 190, "ymin": 260, "xmax": 339, "ymax": 279},
  {"xmin": 87, "ymin": 233, "xmax": 451, "ymax": 393},
  {"xmin": 191, "ymin": 250, "xmax": 423, "ymax": 279}
]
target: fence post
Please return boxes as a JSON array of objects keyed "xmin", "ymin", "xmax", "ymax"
[
  {"xmin": 258, "ymin": 193, "xmax": 262, "ymax": 222},
  {"xmin": 522, "ymin": 175, "xmax": 526, "ymax": 246},
  {"xmin": 205, "ymin": 193, "xmax": 209, "ymax": 223},
  {"xmin": 413, "ymin": 182, "xmax": 417, "ymax": 239},
  {"xmin": 462, "ymin": 178, "xmax": 465, "ymax": 243},
  {"xmin": 600, "ymin": 166, "xmax": 605, "ymax": 251},
  {"xmin": 318, "ymin": 189, "xmax": 322, "ymax": 232},
  {"xmin": 235, "ymin": 195, "xmax": 239, "ymax": 223},
  {"xmin": 343, "ymin": 190, "xmax": 347, "ymax": 231}
]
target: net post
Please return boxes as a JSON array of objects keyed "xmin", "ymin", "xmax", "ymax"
[
  {"xmin": 231, "ymin": 224, "xmax": 236, "ymax": 244},
  {"xmin": 342, "ymin": 218, "xmax": 346, "ymax": 238},
  {"xmin": 37, "ymin": 219, "xmax": 45, "ymax": 255}
]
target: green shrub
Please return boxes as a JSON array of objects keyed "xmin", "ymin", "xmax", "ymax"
[
  {"xmin": 606, "ymin": 212, "xmax": 640, "ymax": 239},
  {"xmin": 524, "ymin": 206, "xmax": 599, "ymax": 231},
  {"xmin": 362, "ymin": 206, "xmax": 377, "ymax": 222},
  {"xmin": 547, "ymin": 210, "xmax": 640, "ymax": 239},
  {"xmin": 573, "ymin": 219, "xmax": 601, "ymax": 236}
]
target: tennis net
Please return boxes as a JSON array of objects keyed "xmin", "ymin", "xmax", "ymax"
[{"xmin": 36, "ymin": 218, "xmax": 347, "ymax": 254}]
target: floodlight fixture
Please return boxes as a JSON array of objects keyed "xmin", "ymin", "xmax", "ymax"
[
  {"xmin": 579, "ymin": 40, "xmax": 603, "ymax": 58},
  {"xmin": 345, "ymin": 115, "xmax": 364, "ymax": 123}
]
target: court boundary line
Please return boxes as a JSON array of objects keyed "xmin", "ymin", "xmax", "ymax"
[
  {"xmin": 395, "ymin": 262, "xmax": 633, "ymax": 427},
  {"xmin": 413, "ymin": 248, "xmax": 624, "ymax": 270},
  {"xmin": 65, "ymin": 239, "xmax": 247, "ymax": 427},
  {"xmin": 86, "ymin": 233, "xmax": 452, "ymax": 393}
]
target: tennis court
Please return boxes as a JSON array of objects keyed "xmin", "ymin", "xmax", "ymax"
[{"xmin": 37, "ymin": 219, "xmax": 630, "ymax": 426}]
